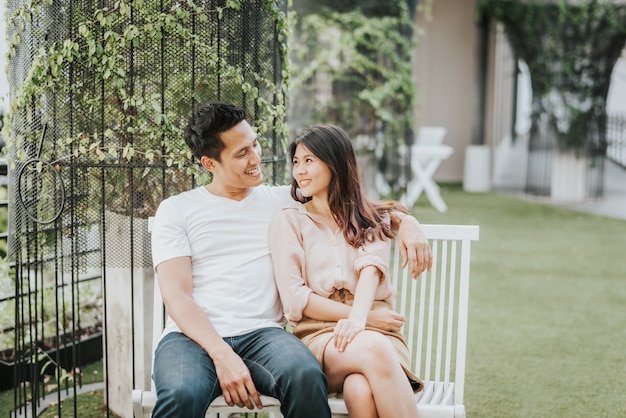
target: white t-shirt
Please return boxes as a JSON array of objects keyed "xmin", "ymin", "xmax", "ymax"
[{"xmin": 151, "ymin": 184, "xmax": 292, "ymax": 338}]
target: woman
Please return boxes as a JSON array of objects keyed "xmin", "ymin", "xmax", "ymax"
[{"xmin": 269, "ymin": 124, "xmax": 424, "ymax": 418}]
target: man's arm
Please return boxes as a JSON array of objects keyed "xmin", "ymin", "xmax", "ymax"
[
  {"xmin": 391, "ymin": 212, "xmax": 433, "ymax": 278},
  {"xmin": 156, "ymin": 257, "xmax": 263, "ymax": 410}
]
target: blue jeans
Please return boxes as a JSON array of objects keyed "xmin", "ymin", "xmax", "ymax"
[{"xmin": 152, "ymin": 328, "xmax": 330, "ymax": 418}]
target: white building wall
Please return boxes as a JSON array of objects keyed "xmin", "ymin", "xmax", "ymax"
[
  {"xmin": 413, "ymin": 0, "xmax": 481, "ymax": 182},
  {"xmin": 0, "ymin": 10, "xmax": 8, "ymax": 114},
  {"xmin": 607, "ymin": 49, "xmax": 626, "ymax": 115}
]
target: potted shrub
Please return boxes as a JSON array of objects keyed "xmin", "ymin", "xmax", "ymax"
[
  {"xmin": 0, "ymin": 286, "xmax": 103, "ymax": 392},
  {"xmin": 479, "ymin": 0, "xmax": 626, "ymax": 201}
]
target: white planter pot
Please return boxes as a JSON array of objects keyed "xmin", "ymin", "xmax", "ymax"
[
  {"xmin": 103, "ymin": 211, "xmax": 154, "ymax": 418},
  {"xmin": 550, "ymin": 151, "xmax": 588, "ymax": 202},
  {"xmin": 463, "ymin": 145, "xmax": 491, "ymax": 193}
]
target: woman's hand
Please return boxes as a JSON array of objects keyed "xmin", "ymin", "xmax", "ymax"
[
  {"xmin": 367, "ymin": 307, "xmax": 405, "ymax": 332},
  {"xmin": 397, "ymin": 216, "xmax": 432, "ymax": 278},
  {"xmin": 333, "ymin": 318, "xmax": 365, "ymax": 352}
]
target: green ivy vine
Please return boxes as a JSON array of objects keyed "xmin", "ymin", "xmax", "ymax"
[
  {"xmin": 290, "ymin": 1, "xmax": 418, "ymax": 157},
  {"xmin": 2, "ymin": 0, "xmax": 289, "ymax": 177}
]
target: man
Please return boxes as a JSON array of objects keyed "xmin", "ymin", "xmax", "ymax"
[{"xmin": 150, "ymin": 102, "xmax": 432, "ymax": 417}]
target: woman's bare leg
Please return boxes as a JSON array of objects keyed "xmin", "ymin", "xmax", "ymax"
[
  {"xmin": 323, "ymin": 330, "xmax": 418, "ymax": 418},
  {"xmin": 342, "ymin": 373, "xmax": 378, "ymax": 418}
]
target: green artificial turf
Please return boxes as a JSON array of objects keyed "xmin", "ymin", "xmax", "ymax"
[{"xmin": 409, "ymin": 184, "xmax": 626, "ymax": 418}]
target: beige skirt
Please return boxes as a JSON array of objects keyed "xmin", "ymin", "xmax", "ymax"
[{"xmin": 293, "ymin": 289, "xmax": 424, "ymax": 393}]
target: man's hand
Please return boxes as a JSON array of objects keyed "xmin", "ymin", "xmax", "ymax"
[
  {"xmin": 397, "ymin": 216, "xmax": 432, "ymax": 278},
  {"xmin": 211, "ymin": 345, "xmax": 263, "ymax": 410},
  {"xmin": 366, "ymin": 307, "xmax": 405, "ymax": 332},
  {"xmin": 157, "ymin": 257, "xmax": 263, "ymax": 410}
]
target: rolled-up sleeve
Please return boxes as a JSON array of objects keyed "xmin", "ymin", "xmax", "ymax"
[
  {"xmin": 269, "ymin": 209, "xmax": 313, "ymax": 323},
  {"xmin": 354, "ymin": 236, "xmax": 390, "ymax": 284}
]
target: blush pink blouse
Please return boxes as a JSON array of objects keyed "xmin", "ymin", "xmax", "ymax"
[{"xmin": 268, "ymin": 201, "xmax": 395, "ymax": 324}]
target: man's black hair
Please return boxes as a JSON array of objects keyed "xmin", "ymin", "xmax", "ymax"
[{"xmin": 183, "ymin": 102, "xmax": 248, "ymax": 161}]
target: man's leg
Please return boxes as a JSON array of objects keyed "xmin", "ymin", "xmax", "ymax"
[
  {"xmin": 152, "ymin": 332, "xmax": 221, "ymax": 418},
  {"xmin": 235, "ymin": 327, "xmax": 331, "ymax": 418}
]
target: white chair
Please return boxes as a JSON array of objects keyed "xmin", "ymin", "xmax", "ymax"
[
  {"xmin": 416, "ymin": 127, "xmax": 447, "ymax": 147},
  {"xmin": 133, "ymin": 222, "xmax": 480, "ymax": 418},
  {"xmin": 402, "ymin": 126, "xmax": 454, "ymax": 212}
]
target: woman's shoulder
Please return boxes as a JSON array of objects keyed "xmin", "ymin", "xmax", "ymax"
[
  {"xmin": 272, "ymin": 201, "xmax": 312, "ymax": 226},
  {"xmin": 282, "ymin": 200, "xmax": 305, "ymax": 210}
]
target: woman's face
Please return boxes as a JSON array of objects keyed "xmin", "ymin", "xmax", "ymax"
[{"xmin": 292, "ymin": 143, "xmax": 332, "ymax": 199}]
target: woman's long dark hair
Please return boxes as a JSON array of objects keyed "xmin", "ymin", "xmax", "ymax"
[{"xmin": 289, "ymin": 124, "xmax": 408, "ymax": 248}]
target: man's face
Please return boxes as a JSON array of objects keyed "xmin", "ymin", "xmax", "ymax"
[{"xmin": 205, "ymin": 120, "xmax": 263, "ymax": 192}]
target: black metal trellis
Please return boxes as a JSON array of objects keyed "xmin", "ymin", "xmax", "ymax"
[
  {"xmin": 5, "ymin": 1, "xmax": 287, "ymax": 417},
  {"xmin": 607, "ymin": 113, "xmax": 626, "ymax": 168}
]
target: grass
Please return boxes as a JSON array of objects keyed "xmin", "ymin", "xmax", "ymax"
[
  {"xmin": 37, "ymin": 389, "xmax": 119, "ymax": 418},
  {"xmin": 409, "ymin": 184, "xmax": 626, "ymax": 418},
  {"xmin": 1, "ymin": 184, "xmax": 625, "ymax": 417},
  {"xmin": 0, "ymin": 360, "xmax": 120, "ymax": 418}
]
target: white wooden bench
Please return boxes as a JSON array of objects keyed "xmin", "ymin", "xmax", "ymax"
[{"xmin": 132, "ymin": 223, "xmax": 479, "ymax": 418}]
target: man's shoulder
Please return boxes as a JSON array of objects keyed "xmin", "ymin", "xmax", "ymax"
[
  {"xmin": 252, "ymin": 184, "xmax": 292, "ymax": 205},
  {"xmin": 154, "ymin": 187, "xmax": 206, "ymax": 221},
  {"xmin": 159, "ymin": 186, "xmax": 205, "ymax": 207},
  {"xmin": 255, "ymin": 184, "xmax": 290, "ymax": 196}
]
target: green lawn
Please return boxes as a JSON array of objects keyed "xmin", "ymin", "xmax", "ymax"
[
  {"xmin": 0, "ymin": 361, "xmax": 118, "ymax": 418},
  {"xmin": 410, "ymin": 184, "xmax": 626, "ymax": 418},
  {"xmin": 1, "ymin": 185, "xmax": 625, "ymax": 417}
]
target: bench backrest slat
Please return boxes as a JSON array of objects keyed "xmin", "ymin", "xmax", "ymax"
[{"xmin": 390, "ymin": 224, "xmax": 478, "ymax": 405}]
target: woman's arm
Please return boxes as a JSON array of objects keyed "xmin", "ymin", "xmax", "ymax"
[
  {"xmin": 270, "ymin": 208, "xmax": 406, "ymax": 332},
  {"xmin": 269, "ymin": 210, "xmax": 315, "ymax": 322},
  {"xmin": 332, "ymin": 266, "xmax": 380, "ymax": 352},
  {"xmin": 302, "ymin": 293, "xmax": 405, "ymax": 332}
]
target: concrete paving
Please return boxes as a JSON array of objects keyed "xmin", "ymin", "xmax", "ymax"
[
  {"xmin": 554, "ymin": 159, "xmax": 626, "ymax": 221},
  {"xmin": 491, "ymin": 134, "xmax": 626, "ymax": 221}
]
